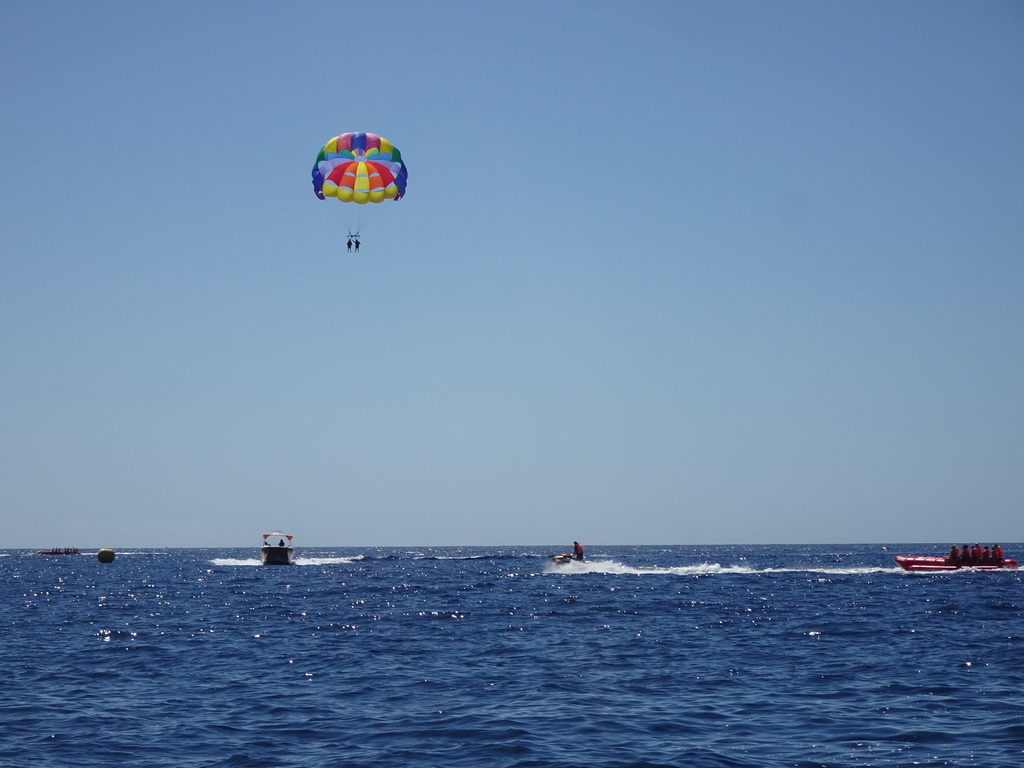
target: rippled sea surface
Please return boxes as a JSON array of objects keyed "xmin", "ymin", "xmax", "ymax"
[{"xmin": 4, "ymin": 544, "xmax": 1023, "ymax": 768}]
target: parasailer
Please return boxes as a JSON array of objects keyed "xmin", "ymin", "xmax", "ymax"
[{"xmin": 311, "ymin": 132, "xmax": 408, "ymax": 249}]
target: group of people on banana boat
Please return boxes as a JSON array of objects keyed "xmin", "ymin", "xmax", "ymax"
[{"xmin": 946, "ymin": 543, "xmax": 1005, "ymax": 565}]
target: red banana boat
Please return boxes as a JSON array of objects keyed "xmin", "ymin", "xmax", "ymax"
[{"xmin": 895, "ymin": 555, "xmax": 1018, "ymax": 572}]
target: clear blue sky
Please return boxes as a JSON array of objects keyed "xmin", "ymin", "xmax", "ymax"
[{"xmin": 2, "ymin": 1, "xmax": 1022, "ymax": 548}]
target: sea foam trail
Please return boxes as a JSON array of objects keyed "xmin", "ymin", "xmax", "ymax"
[
  {"xmin": 545, "ymin": 559, "xmax": 898, "ymax": 575},
  {"xmin": 210, "ymin": 556, "xmax": 364, "ymax": 567}
]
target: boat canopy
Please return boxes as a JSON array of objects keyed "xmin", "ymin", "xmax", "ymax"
[{"xmin": 262, "ymin": 532, "xmax": 293, "ymax": 542}]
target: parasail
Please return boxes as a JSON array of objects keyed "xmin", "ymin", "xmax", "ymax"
[{"xmin": 311, "ymin": 132, "xmax": 408, "ymax": 204}]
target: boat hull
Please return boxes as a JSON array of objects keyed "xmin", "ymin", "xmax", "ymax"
[
  {"xmin": 895, "ymin": 555, "xmax": 1018, "ymax": 572},
  {"xmin": 260, "ymin": 546, "xmax": 294, "ymax": 565}
]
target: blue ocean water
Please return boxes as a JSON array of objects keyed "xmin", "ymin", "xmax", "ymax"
[{"xmin": 3, "ymin": 544, "xmax": 1022, "ymax": 768}]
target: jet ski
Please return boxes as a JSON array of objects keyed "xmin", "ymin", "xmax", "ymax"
[{"xmin": 552, "ymin": 552, "xmax": 587, "ymax": 566}]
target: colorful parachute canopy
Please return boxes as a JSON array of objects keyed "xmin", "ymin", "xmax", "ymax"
[{"xmin": 311, "ymin": 132, "xmax": 408, "ymax": 204}]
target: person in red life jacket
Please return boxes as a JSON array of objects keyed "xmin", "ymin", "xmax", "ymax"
[
  {"xmin": 982, "ymin": 546, "xmax": 992, "ymax": 563},
  {"xmin": 960, "ymin": 545, "xmax": 973, "ymax": 565},
  {"xmin": 992, "ymin": 544, "xmax": 1003, "ymax": 563},
  {"xmin": 572, "ymin": 541, "xmax": 584, "ymax": 561},
  {"xmin": 971, "ymin": 543, "xmax": 983, "ymax": 563},
  {"xmin": 947, "ymin": 545, "xmax": 960, "ymax": 564}
]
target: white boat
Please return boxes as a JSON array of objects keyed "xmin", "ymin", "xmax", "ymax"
[{"xmin": 260, "ymin": 532, "xmax": 295, "ymax": 565}]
